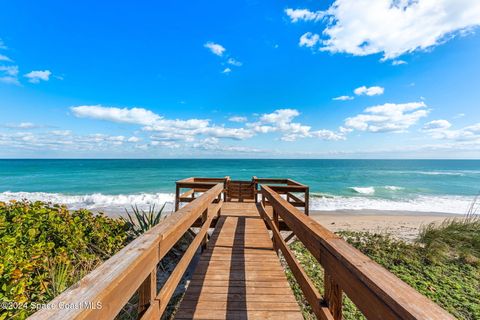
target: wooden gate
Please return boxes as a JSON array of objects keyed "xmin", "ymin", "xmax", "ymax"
[{"xmin": 226, "ymin": 180, "xmax": 256, "ymax": 202}]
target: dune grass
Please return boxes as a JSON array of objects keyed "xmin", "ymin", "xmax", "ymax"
[
  {"xmin": 419, "ymin": 212, "xmax": 479, "ymax": 266},
  {"xmin": 286, "ymin": 214, "xmax": 480, "ymax": 320}
]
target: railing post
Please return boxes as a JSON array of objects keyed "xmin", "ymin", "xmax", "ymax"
[
  {"xmin": 272, "ymin": 208, "xmax": 280, "ymax": 253},
  {"xmin": 305, "ymin": 187, "xmax": 309, "ymax": 216},
  {"xmin": 324, "ymin": 271, "xmax": 342, "ymax": 320},
  {"xmin": 175, "ymin": 184, "xmax": 180, "ymax": 211},
  {"xmin": 138, "ymin": 270, "xmax": 157, "ymax": 318},
  {"xmin": 224, "ymin": 176, "xmax": 230, "ymax": 202},
  {"xmin": 201, "ymin": 208, "xmax": 208, "ymax": 252}
]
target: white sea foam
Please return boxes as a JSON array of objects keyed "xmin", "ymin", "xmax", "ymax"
[
  {"xmin": 0, "ymin": 191, "xmax": 175, "ymax": 215},
  {"xmin": 0, "ymin": 191, "xmax": 473, "ymax": 215},
  {"xmin": 418, "ymin": 171, "xmax": 465, "ymax": 176},
  {"xmin": 349, "ymin": 187, "xmax": 375, "ymax": 195},
  {"xmin": 310, "ymin": 194, "xmax": 473, "ymax": 214},
  {"xmin": 384, "ymin": 186, "xmax": 404, "ymax": 191}
]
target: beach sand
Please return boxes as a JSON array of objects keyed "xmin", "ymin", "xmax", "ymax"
[{"xmin": 310, "ymin": 210, "xmax": 458, "ymax": 242}]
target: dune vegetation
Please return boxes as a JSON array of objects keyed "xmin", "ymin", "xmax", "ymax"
[
  {"xmin": 0, "ymin": 201, "xmax": 130, "ymax": 320},
  {"xmin": 286, "ymin": 214, "xmax": 480, "ymax": 320}
]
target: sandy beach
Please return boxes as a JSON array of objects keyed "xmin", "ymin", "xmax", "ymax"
[{"xmin": 310, "ymin": 210, "xmax": 458, "ymax": 242}]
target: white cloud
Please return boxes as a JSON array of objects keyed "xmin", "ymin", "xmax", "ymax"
[
  {"xmin": 423, "ymin": 120, "xmax": 452, "ymax": 131},
  {"xmin": 72, "ymin": 105, "xmax": 253, "ymax": 141},
  {"xmin": 260, "ymin": 109, "xmax": 299, "ymax": 124},
  {"xmin": 354, "ymin": 86, "xmax": 384, "ymax": 96},
  {"xmin": 333, "ymin": 95, "xmax": 354, "ymax": 101},
  {"xmin": 0, "ymin": 54, "xmax": 12, "ymax": 62},
  {"xmin": 425, "ymin": 122, "xmax": 480, "ymax": 142},
  {"xmin": 70, "ymin": 105, "xmax": 346, "ymax": 145},
  {"xmin": 50, "ymin": 130, "xmax": 72, "ymax": 136},
  {"xmin": 0, "ymin": 129, "xmax": 150, "ymax": 153},
  {"xmin": 5, "ymin": 122, "xmax": 37, "ymax": 129},
  {"xmin": 285, "ymin": 8, "xmax": 324, "ymax": 23},
  {"xmin": 222, "ymin": 67, "xmax": 231, "ymax": 74},
  {"xmin": 204, "ymin": 42, "xmax": 226, "ymax": 56},
  {"xmin": 127, "ymin": 136, "xmax": 141, "ymax": 143},
  {"xmin": 151, "ymin": 140, "xmax": 180, "ymax": 148},
  {"xmin": 287, "ymin": 0, "xmax": 480, "ymax": 60},
  {"xmin": 299, "ymin": 32, "xmax": 320, "ymax": 47},
  {"xmin": 248, "ymin": 109, "xmax": 345, "ymax": 141},
  {"xmin": 229, "ymin": 116, "xmax": 247, "ymax": 123},
  {"xmin": 24, "ymin": 70, "xmax": 51, "ymax": 83},
  {"xmin": 71, "ymin": 105, "xmax": 160, "ymax": 125},
  {"xmin": 392, "ymin": 60, "xmax": 407, "ymax": 66},
  {"xmin": 0, "ymin": 65, "xmax": 19, "ymax": 85},
  {"xmin": 192, "ymin": 137, "xmax": 263, "ymax": 153},
  {"xmin": 227, "ymin": 58, "xmax": 242, "ymax": 66},
  {"xmin": 345, "ymin": 102, "xmax": 429, "ymax": 132}
]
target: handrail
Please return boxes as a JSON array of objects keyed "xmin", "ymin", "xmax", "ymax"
[
  {"xmin": 29, "ymin": 183, "xmax": 224, "ymax": 320},
  {"xmin": 260, "ymin": 185, "xmax": 455, "ymax": 320},
  {"xmin": 175, "ymin": 176, "xmax": 228, "ymax": 210}
]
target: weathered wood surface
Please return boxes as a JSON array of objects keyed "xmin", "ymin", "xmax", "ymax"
[
  {"xmin": 258, "ymin": 203, "xmax": 333, "ymax": 320},
  {"xmin": 29, "ymin": 184, "xmax": 224, "ymax": 320},
  {"xmin": 261, "ymin": 185, "xmax": 456, "ymax": 320},
  {"xmin": 175, "ymin": 202, "xmax": 303, "ymax": 319}
]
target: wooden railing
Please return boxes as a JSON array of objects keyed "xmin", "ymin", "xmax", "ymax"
[
  {"xmin": 175, "ymin": 177, "xmax": 227, "ymax": 210},
  {"xmin": 259, "ymin": 185, "xmax": 455, "ymax": 320},
  {"xmin": 30, "ymin": 183, "xmax": 224, "ymax": 320},
  {"xmin": 175, "ymin": 176, "xmax": 310, "ymax": 215},
  {"xmin": 255, "ymin": 178, "xmax": 309, "ymax": 215}
]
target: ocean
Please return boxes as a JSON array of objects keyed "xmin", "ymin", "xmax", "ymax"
[{"xmin": 0, "ymin": 159, "xmax": 479, "ymax": 214}]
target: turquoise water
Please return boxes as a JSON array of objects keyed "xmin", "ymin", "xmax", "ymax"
[{"xmin": 0, "ymin": 159, "xmax": 479, "ymax": 213}]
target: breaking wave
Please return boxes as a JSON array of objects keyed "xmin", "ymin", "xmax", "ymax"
[
  {"xmin": 0, "ymin": 191, "xmax": 176, "ymax": 214},
  {"xmin": 310, "ymin": 194, "xmax": 473, "ymax": 214},
  {"xmin": 0, "ymin": 191, "xmax": 473, "ymax": 215},
  {"xmin": 349, "ymin": 187, "xmax": 375, "ymax": 195}
]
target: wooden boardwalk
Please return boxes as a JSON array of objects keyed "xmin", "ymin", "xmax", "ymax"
[
  {"xmin": 30, "ymin": 177, "xmax": 456, "ymax": 320},
  {"xmin": 175, "ymin": 202, "xmax": 303, "ymax": 319}
]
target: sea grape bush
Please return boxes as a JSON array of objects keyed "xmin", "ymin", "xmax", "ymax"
[{"xmin": 0, "ymin": 201, "xmax": 129, "ymax": 319}]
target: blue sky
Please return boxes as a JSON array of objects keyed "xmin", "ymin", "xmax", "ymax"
[{"xmin": 1, "ymin": 0, "xmax": 480, "ymax": 158}]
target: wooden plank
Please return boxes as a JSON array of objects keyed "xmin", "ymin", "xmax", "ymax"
[
  {"xmin": 175, "ymin": 182, "xmax": 219, "ymax": 189},
  {"xmin": 184, "ymin": 285, "xmax": 294, "ymax": 295},
  {"xmin": 181, "ymin": 293, "xmax": 298, "ymax": 303},
  {"xmin": 191, "ymin": 273, "xmax": 288, "ymax": 281},
  {"xmin": 178, "ymin": 300, "xmax": 301, "ymax": 311},
  {"xmin": 324, "ymin": 272, "xmax": 342, "ymax": 320},
  {"xmin": 138, "ymin": 271, "xmax": 158, "ymax": 319},
  {"xmin": 188, "ymin": 279, "xmax": 292, "ymax": 288},
  {"xmin": 180, "ymin": 189, "xmax": 194, "ymax": 198},
  {"xmin": 175, "ymin": 309, "xmax": 303, "ymax": 320}
]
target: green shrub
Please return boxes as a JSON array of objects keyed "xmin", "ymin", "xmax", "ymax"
[
  {"xmin": 288, "ymin": 230, "xmax": 480, "ymax": 320},
  {"xmin": 0, "ymin": 201, "xmax": 129, "ymax": 320}
]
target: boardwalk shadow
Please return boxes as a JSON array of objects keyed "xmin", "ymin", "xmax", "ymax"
[
  {"xmin": 174, "ymin": 216, "xmax": 226, "ymax": 318},
  {"xmin": 226, "ymin": 216, "xmax": 247, "ymax": 319}
]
